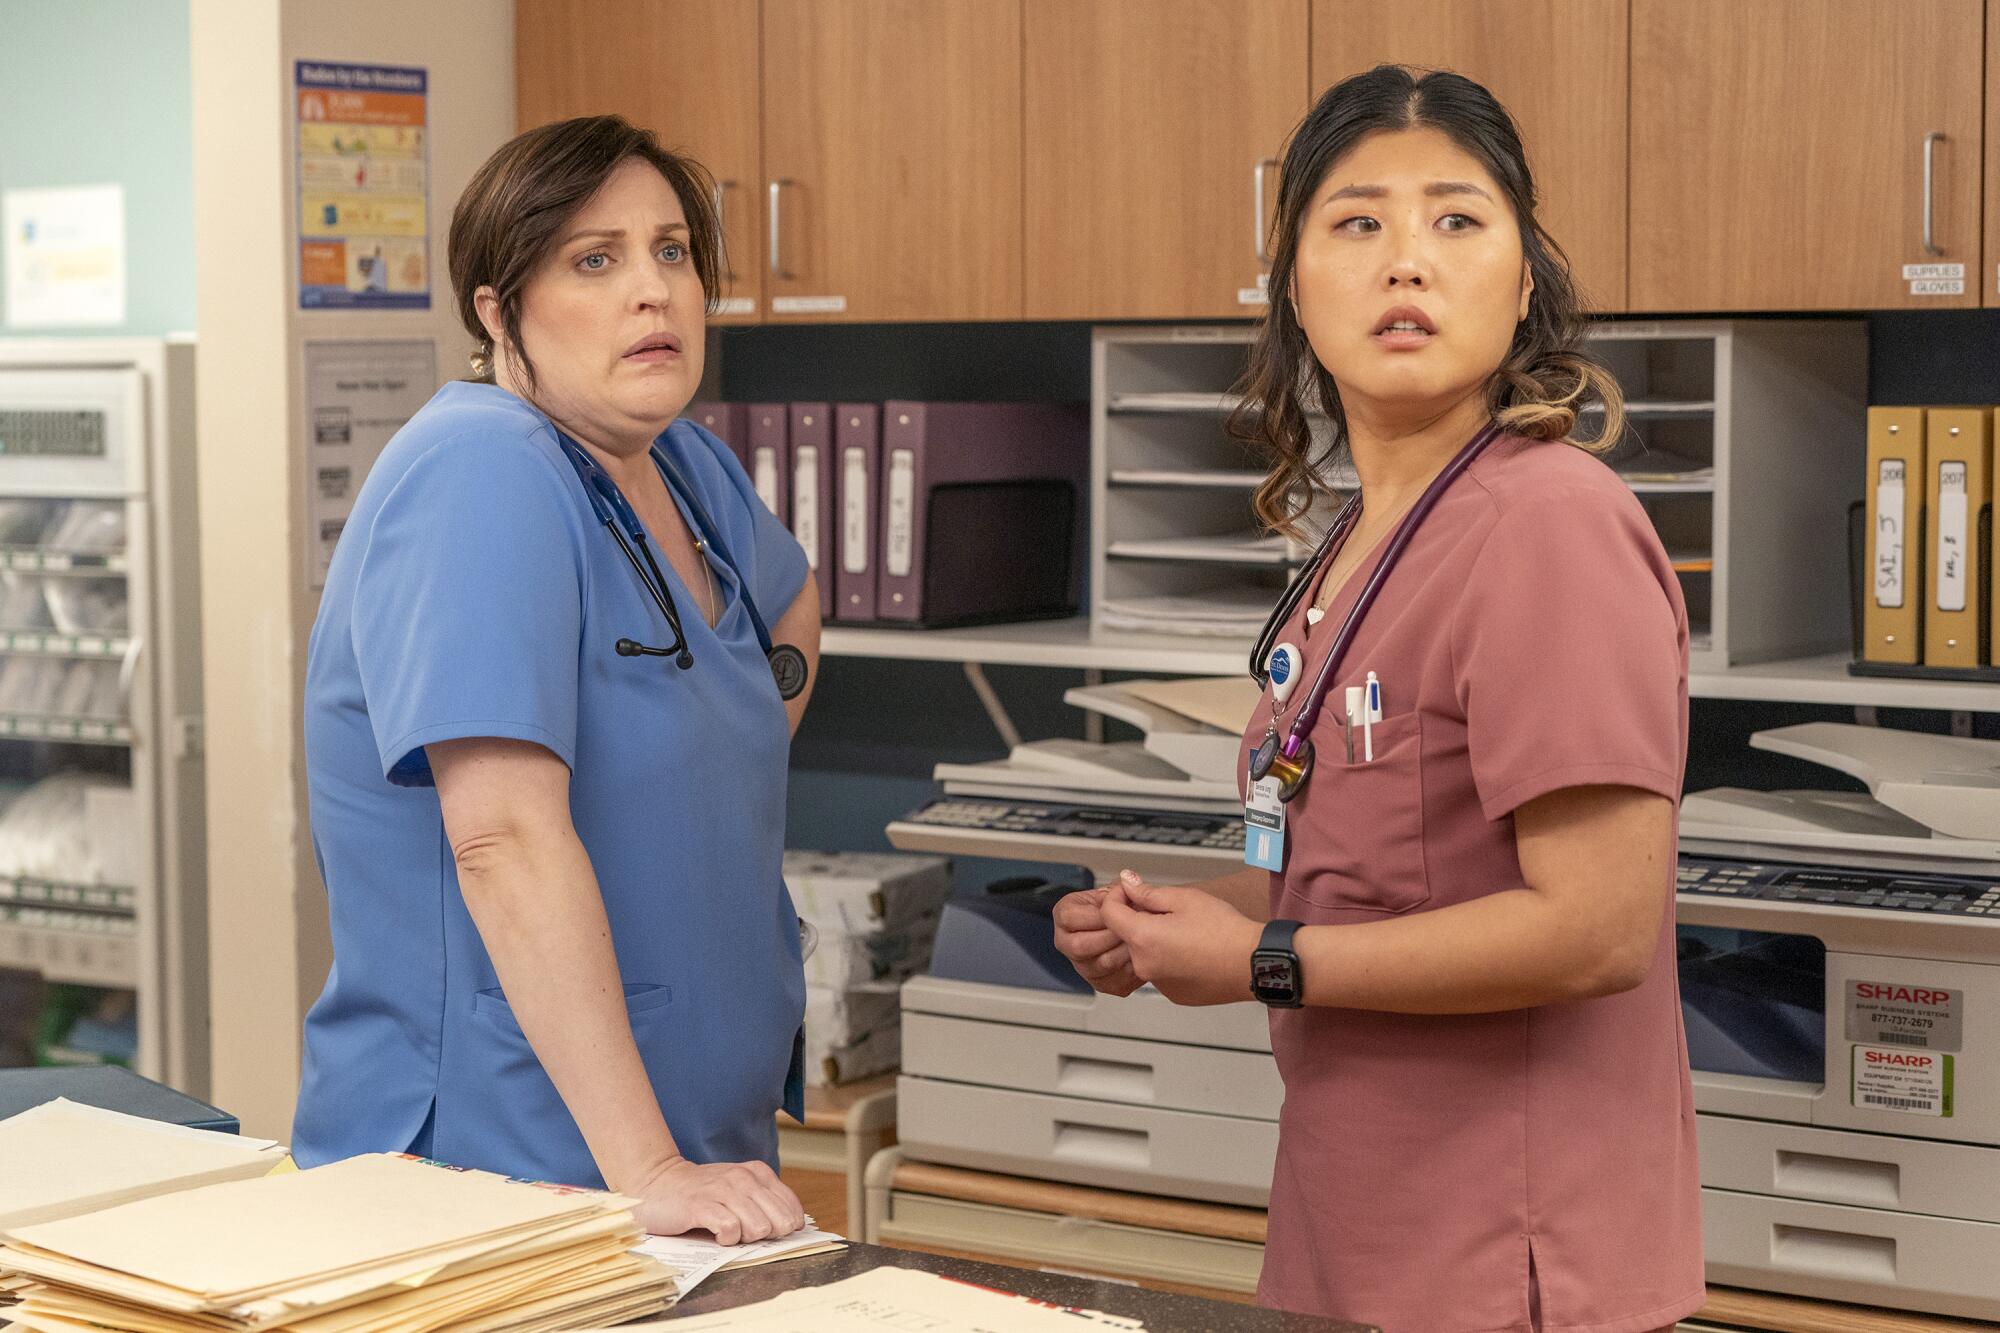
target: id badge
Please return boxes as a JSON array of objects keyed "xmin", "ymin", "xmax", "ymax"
[{"xmin": 1244, "ymin": 773, "xmax": 1286, "ymax": 870}]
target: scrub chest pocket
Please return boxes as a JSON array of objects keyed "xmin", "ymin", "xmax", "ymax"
[{"xmin": 1280, "ymin": 711, "xmax": 1430, "ymax": 915}]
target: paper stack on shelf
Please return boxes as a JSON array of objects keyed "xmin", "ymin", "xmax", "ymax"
[
  {"xmin": 1095, "ymin": 590, "xmax": 1272, "ymax": 639},
  {"xmin": 1105, "ymin": 533, "xmax": 1291, "ymax": 564},
  {"xmin": 0, "ymin": 1099, "xmax": 287, "ymax": 1230},
  {"xmin": 0, "ymin": 1153, "xmax": 674, "ymax": 1333},
  {"xmin": 785, "ymin": 852, "xmax": 951, "ymax": 1086}
]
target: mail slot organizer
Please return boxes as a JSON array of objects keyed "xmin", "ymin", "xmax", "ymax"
[{"xmin": 1088, "ymin": 320, "xmax": 1868, "ymax": 670}]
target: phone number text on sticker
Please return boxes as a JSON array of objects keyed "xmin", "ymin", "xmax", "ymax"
[{"xmin": 1852, "ymin": 1044, "xmax": 1953, "ymax": 1117}]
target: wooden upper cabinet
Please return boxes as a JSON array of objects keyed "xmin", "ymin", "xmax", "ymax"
[
  {"xmin": 1631, "ymin": 0, "xmax": 1985, "ymax": 312},
  {"xmin": 515, "ymin": 0, "xmax": 764, "ymax": 324},
  {"xmin": 761, "ymin": 0, "xmax": 1022, "ymax": 322},
  {"xmin": 1311, "ymin": 1, "xmax": 1629, "ymax": 312},
  {"xmin": 1023, "ymin": 0, "xmax": 1308, "ymax": 320}
]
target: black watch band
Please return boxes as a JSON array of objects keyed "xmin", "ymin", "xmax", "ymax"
[{"xmin": 1251, "ymin": 919, "xmax": 1305, "ymax": 1008}]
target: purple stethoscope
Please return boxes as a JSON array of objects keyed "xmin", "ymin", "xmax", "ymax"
[{"xmin": 1247, "ymin": 419, "xmax": 1502, "ymax": 802}]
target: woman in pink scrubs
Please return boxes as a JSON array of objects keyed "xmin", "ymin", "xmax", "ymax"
[{"xmin": 1054, "ymin": 66, "xmax": 1701, "ymax": 1332}]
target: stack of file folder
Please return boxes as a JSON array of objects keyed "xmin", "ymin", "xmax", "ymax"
[
  {"xmin": 1, "ymin": 1099, "xmax": 287, "ymax": 1231},
  {"xmin": 0, "ymin": 1153, "xmax": 674, "ymax": 1333}
]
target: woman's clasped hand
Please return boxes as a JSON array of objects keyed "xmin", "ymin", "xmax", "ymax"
[{"xmin": 1053, "ymin": 870, "xmax": 1262, "ymax": 1007}]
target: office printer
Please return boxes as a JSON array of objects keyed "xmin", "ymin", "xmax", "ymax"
[
  {"xmin": 888, "ymin": 681, "xmax": 1247, "ymax": 884},
  {"xmin": 888, "ymin": 682, "xmax": 1280, "ymax": 1206},
  {"xmin": 1676, "ymin": 723, "xmax": 2000, "ymax": 1321},
  {"xmin": 897, "ymin": 884, "xmax": 1282, "ymax": 1208}
]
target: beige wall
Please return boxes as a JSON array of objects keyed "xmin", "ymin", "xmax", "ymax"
[{"xmin": 191, "ymin": 0, "xmax": 515, "ymax": 1140}]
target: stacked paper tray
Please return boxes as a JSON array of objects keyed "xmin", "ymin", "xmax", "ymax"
[{"xmin": 786, "ymin": 851, "xmax": 951, "ymax": 1087}]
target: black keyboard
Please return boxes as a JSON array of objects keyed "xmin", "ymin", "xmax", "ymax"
[
  {"xmin": 902, "ymin": 797, "xmax": 1245, "ymax": 852},
  {"xmin": 1678, "ymin": 855, "xmax": 2000, "ymax": 916}
]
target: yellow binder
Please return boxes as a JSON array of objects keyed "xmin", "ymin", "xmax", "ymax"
[
  {"xmin": 1992, "ymin": 407, "xmax": 2000, "ymax": 667},
  {"xmin": 1922, "ymin": 408, "xmax": 1993, "ymax": 668},
  {"xmin": 1863, "ymin": 407, "xmax": 1925, "ymax": 664}
]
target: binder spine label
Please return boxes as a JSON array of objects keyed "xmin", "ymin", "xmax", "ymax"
[
  {"xmin": 753, "ymin": 447, "xmax": 779, "ymax": 515},
  {"xmin": 842, "ymin": 447, "xmax": 869, "ymax": 574},
  {"xmin": 794, "ymin": 445, "xmax": 819, "ymax": 566},
  {"xmin": 886, "ymin": 451, "xmax": 916, "ymax": 578},
  {"xmin": 1938, "ymin": 461, "xmax": 1969, "ymax": 612},
  {"xmin": 1875, "ymin": 459, "xmax": 1906, "ymax": 609}
]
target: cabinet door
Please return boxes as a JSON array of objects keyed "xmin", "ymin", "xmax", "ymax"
[
  {"xmin": 1631, "ymin": 0, "xmax": 1984, "ymax": 312},
  {"xmin": 515, "ymin": 0, "xmax": 764, "ymax": 323},
  {"xmin": 1023, "ymin": 0, "xmax": 1308, "ymax": 320},
  {"xmin": 762, "ymin": 0, "xmax": 1022, "ymax": 322},
  {"xmin": 1311, "ymin": 0, "xmax": 1628, "ymax": 312}
]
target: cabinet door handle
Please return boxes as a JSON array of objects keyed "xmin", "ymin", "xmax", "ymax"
[
  {"xmin": 768, "ymin": 179, "xmax": 796, "ymax": 281},
  {"xmin": 712, "ymin": 181, "xmax": 737, "ymax": 282},
  {"xmin": 1921, "ymin": 132, "xmax": 1944, "ymax": 257},
  {"xmin": 1253, "ymin": 158, "xmax": 1279, "ymax": 264}
]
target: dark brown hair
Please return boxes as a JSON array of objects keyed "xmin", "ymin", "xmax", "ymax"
[
  {"xmin": 447, "ymin": 115, "xmax": 722, "ymax": 391},
  {"xmin": 1230, "ymin": 65, "xmax": 1625, "ymax": 539}
]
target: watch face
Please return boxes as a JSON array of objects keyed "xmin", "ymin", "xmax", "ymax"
[{"xmin": 1252, "ymin": 950, "xmax": 1298, "ymax": 1003}]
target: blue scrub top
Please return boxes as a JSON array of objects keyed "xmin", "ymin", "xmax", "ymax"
[{"xmin": 295, "ymin": 381, "xmax": 810, "ymax": 1187}]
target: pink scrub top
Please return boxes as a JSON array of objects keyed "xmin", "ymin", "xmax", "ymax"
[{"xmin": 1237, "ymin": 434, "xmax": 1703, "ymax": 1332}]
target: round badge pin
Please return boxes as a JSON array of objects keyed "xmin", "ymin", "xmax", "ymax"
[{"xmin": 1266, "ymin": 641, "xmax": 1302, "ymax": 705}]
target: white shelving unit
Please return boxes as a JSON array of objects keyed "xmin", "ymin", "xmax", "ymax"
[
  {"xmin": 1079, "ymin": 321, "xmax": 1871, "ymax": 669},
  {"xmin": 0, "ymin": 338, "xmax": 207, "ymax": 1089}
]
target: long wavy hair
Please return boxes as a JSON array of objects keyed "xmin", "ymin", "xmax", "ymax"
[{"xmin": 1230, "ymin": 65, "xmax": 1625, "ymax": 539}]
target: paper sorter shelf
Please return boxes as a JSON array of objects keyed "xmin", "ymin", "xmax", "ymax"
[
  {"xmin": 1096, "ymin": 591, "xmax": 1273, "ymax": 639},
  {"xmin": 1581, "ymin": 400, "xmax": 1716, "ymax": 416},
  {"xmin": 1107, "ymin": 391, "xmax": 1244, "ymax": 414},
  {"xmin": 1106, "ymin": 534, "xmax": 1293, "ymax": 566},
  {"xmin": 1108, "ymin": 469, "xmax": 1264, "ymax": 489}
]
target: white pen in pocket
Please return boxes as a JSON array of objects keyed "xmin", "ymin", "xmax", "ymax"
[{"xmin": 1364, "ymin": 671, "xmax": 1382, "ymax": 763}]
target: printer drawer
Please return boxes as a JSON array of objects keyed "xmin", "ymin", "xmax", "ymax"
[
  {"xmin": 1703, "ymin": 1188, "xmax": 2000, "ymax": 1321},
  {"xmin": 902, "ymin": 1013, "xmax": 1283, "ymax": 1121},
  {"xmin": 1698, "ymin": 1113, "xmax": 2000, "ymax": 1223},
  {"xmin": 897, "ymin": 1076, "xmax": 1276, "ymax": 1207}
]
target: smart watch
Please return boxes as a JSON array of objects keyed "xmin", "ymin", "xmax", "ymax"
[{"xmin": 1251, "ymin": 919, "xmax": 1305, "ymax": 1008}]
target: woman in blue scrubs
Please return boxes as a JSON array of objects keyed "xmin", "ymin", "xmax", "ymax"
[{"xmin": 295, "ymin": 116, "xmax": 818, "ymax": 1245}]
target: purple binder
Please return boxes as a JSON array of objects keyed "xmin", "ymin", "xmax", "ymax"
[
  {"xmin": 876, "ymin": 402, "xmax": 1089, "ymax": 627},
  {"xmin": 834, "ymin": 403, "xmax": 882, "ymax": 623},
  {"xmin": 746, "ymin": 403, "xmax": 789, "ymax": 525},
  {"xmin": 788, "ymin": 403, "xmax": 836, "ymax": 620},
  {"xmin": 686, "ymin": 402, "xmax": 749, "ymax": 471}
]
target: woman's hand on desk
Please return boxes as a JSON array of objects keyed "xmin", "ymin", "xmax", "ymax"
[
  {"xmin": 1052, "ymin": 887, "xmax": 1142, "ymax": 996},
  {"xmin": 627, "ymin": 1155, "xmax": 805, "ymax": 1245},
  {"xmin": 1098, "ymin": 872, "xmax": 1260, "ymax": 1007}
]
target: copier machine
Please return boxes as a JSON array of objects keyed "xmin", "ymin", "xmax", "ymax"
[
  {"xmin": 888, "ymin": 683, "xmax": 1283, "ymax": 1208},
  {"xmin": 891, "ymin": 692, "xmax": 2000, "ymax": 1320},
  {"xmin": 1677, "ymin": 722, "xmax": 2000, "ymax": 1320}
]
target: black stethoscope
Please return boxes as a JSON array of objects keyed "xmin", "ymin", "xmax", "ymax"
[
  {"xmin": 1247, "ymin": 420, "xmax": 1501, "ymax": 802},
  {"xmin": 556, "ymin": 429, "xmax": 809, "ymax": 700}
]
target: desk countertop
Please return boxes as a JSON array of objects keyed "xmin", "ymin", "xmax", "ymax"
[{"xmin": 665, "ymin": 1242, "xmax": 1376, "ymax": 1330}]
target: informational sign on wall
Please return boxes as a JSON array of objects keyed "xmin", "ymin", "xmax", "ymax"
[
  {"xmin": 304, "ymin": 339, "xmax": 437, "ymax": 588},
  {"xmin": 3, "ymin": 184, "xmax": 126, "ymax": 328},
  {"xmin": 295, "ymin": 62, "xmax": 430, "ymax": 310}
]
